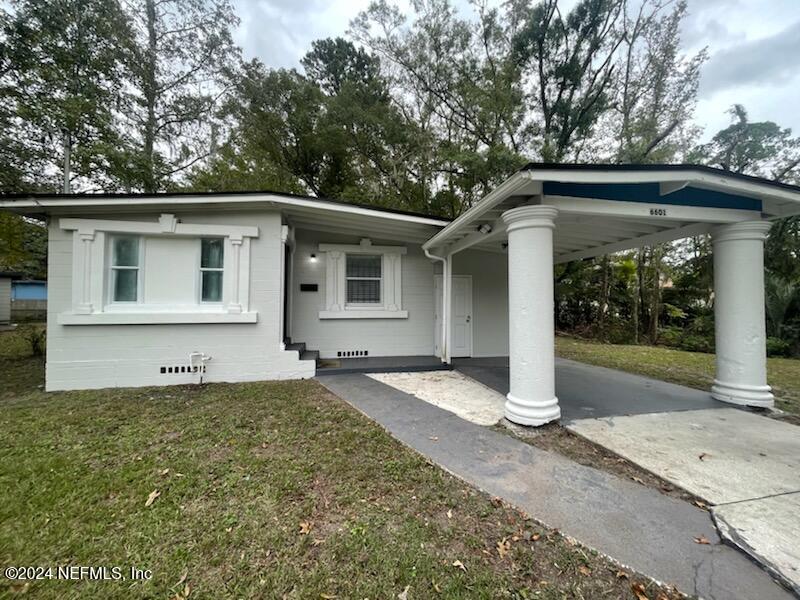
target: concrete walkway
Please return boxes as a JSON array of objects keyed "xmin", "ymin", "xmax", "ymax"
[
  {"xmin": 569, "ymin": 408, "xmax": 800, "ymax": 592},
  {"xmin": 454, "ymin": 357, "xmax": 725, "ymax": 421},
  {"xmin": 317, "ymin": 373, "xmax": 793, "ymax": 600}
]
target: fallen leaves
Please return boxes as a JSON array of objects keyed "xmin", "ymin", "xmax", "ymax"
[
  {"xmin": 299, "ymin": 521, "xmax": 313, "ymax": 535},
  {"xmin": 616, "ymin": 569, "xmax": 629, "ymax": 579},
  {"xmin": 496, "ymin": 538, "xmax": 511, "ymax": 559},
  {"xmin": 446, "ymin": 509, "xmax": 453, "ymax": 519},
  {"xmin": 693, "ymin": 499, "xmax": 708, "ymax": 510},
  {"xmin": 145, "ymin": 489, "xmax": 160, "ymax": 507},
  {"xmin": 631, "ymin": 582, "xmax": 649, "ymax": 600},
  {"xmin": 172, "ymin": 583, "xmax": 191, "ymax": 599},
  {"xmin": 452, "ymin": 559, "xmax": 467, "ymax": 572},
  {"xmin": 578, "ymin": 565, "xmax": 592, "ymax": 576},
  {"xmin": 694, "ymin": 535, "xmax": 711, "ymax": 545},
  {"xmin": 631, "ymin": 476, "xmax": 645, "ymax": 485},
  {"xmin": 397, "ymin": 585, "xmax": 410, "ymax": 600},
  {"xmin": 160, "ymin": 468, "xmax": 170, "ymax": 476}
]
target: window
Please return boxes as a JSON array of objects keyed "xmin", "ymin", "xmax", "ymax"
[
  {"xmin": 110, "ymin": 236, "xmax": 140, "ymax": 302},
  {"xmin": 200, "ymin": 238, "xmax": 224, "ymax": 302},
  {"xmin": 319, "ymin": 239, "xmax": 406, "ymax": 319},
  {"xmin": 346, "ymin": 254, "xmax": 382, "ymax": 305}
]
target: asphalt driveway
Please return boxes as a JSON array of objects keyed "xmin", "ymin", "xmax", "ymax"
[{"xmin": 453, "ymin": 356, "xmax": 726, "ymax": 421}]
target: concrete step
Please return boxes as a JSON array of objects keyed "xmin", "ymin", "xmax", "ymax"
[
  {"xmin": 287, "ymin": 342, "xmax": 306, "ymax": 353},
  {"xmin": 301, "ymin": 350, "xmax": 320, "ymax": 362}
]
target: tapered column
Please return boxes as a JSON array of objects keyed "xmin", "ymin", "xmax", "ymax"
[
  {"xmin": 711, "ymin": 220, "xmax": 774, "ymax": 408},
  {"xmin": 502, "ymin": 205, "xmax": 560, "ymax": 426}
]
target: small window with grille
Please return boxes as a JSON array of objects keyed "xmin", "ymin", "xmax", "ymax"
[{"xmin": 345, "ymin": 254, "xmax": 382, "ymax": 305}]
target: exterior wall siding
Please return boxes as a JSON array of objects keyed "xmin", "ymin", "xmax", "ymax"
[
  {"xmin": 290, "ymin": 229, "xmax": 436, "ymax": 358},
  {"xmin": 45, "ymin": 210, "xmax": 314, "ymax": 391},
  {"xmin": 453, "ymin": 250, "xmax": 509, "ymax": 357}
]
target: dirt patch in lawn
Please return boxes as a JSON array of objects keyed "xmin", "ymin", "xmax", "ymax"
[{"xmin": 499, "ymin": 421, "xmax": 708, "ymax": 508}]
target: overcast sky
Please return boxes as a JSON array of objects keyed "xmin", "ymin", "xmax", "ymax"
[{"xmin": 232, "ymin": 0, "xmax": 800, "ymax": 142}]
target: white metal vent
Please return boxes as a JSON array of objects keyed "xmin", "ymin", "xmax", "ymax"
[{"xmin": 337, "ymin": 350, "xmax": 369, "ymax": 358}]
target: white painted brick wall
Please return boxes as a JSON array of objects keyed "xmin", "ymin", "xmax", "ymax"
[
  {"xmin": 290, "ymin": 229, "xmax": 436, "ymax": 358},
  {"xmin": 45, "ymin": 210, "xmax": 314, "ymax": 391}
]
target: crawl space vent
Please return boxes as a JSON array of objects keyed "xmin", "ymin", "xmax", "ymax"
[
  {"xmin": 160, "ymin": 365, "xmax": 206, "ymax": 374},
  {"xmin": 337, "ymin": 350, "xmax": 369, "ymax": 358}
]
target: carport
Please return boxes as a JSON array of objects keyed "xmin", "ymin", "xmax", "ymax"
[{"xmin": 423, "ymin": 164, "xmax": 800, "ymax": 426}]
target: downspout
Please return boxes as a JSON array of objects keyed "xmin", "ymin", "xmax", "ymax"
[{"xmin": 424, "ymin": 248, "xmax": 451, "ymax": 363}]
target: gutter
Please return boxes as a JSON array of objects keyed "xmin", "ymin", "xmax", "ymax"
[{"xmin": 424, "ymin": 247, "xmax": 451, "ymax": 363}]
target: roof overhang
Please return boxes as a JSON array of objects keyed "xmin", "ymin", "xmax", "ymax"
[
  {"xmin": 0, "ymin": 191, "xmax": 450, "ymax": 245},
  {"xmin": 423, "ymin": 164, "xmax": 800, "ymax": 262}
]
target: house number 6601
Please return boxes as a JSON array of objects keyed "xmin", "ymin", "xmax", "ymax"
[{"xmin": 649, "ymin": 208, "xmax": 667, "ymax": 216}]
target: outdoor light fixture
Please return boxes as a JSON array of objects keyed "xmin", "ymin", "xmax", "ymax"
[
  {"xmin": 310, "ymin": 253, "xmax": 317, "ymax": 262},
  {"xmin": 477, "ymin": 223, "xmax": 493, "ymax": 234}
]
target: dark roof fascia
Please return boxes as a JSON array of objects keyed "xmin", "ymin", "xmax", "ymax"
[
  {"xmin": 0, "ymin": 188, "xmax": 452, "ymax": 223},
  {"xmin": 520, "ymin": 162, "xmax": 800, "ymax": 195}
]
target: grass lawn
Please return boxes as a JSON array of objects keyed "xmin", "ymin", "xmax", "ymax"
[
  {"xmin": 556, "ymin": 336, "xmax": 800, "ymax": 417},
  {"xmin": 0, "ymin": 329, "xmax": 681, "ymax": 599}
]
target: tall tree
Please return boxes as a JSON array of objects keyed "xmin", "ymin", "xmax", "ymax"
[
  {"xmin": 0, "ymin": 0, "xmax": 132, "ymax": 192},
  {"xmin": 611, "ymin": 0, "xmax": 705, "ymax": 163},
  {"xmin": 124, "ymin": 0, "xmax": 240, "ymax": 192}
]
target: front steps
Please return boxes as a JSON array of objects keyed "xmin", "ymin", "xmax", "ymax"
[{"xmin": 286, "ymin": 339, "xmax": 321, "ymax": 367}]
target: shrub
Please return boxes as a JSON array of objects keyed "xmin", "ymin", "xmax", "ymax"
[
  {"xmin": 766, "ymin": 337, "xmax": 791, "ymax": 357},
  {"xmin": 17, "ymin": 324, "xmax": 46, "ymax": 357}
]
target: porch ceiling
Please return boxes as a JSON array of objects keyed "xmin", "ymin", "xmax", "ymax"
[
  {"xmin": 284, "ymin": 204, "xmax": 445, "ymax": 244},
  {"xmin": 423, "ymin": 164, "xmax": 800, "ymax": 262}
]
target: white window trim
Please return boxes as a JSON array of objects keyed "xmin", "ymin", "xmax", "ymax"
[
  {"xmin": 107, "ymin": 234, "xmax": 144, "ymax": 305},
  {"xmin": 318, "ymin": 238, "xmax": 407, "ymax": 319},
  {"xmin": 59, "ymin": 214, "xmax": 258, "ymax": 325},
  {"xmin": 199, "ymin": 237, "xmax": 225, "ymax": 304}
]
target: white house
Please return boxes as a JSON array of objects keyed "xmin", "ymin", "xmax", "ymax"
[{"xmin": 3, "ymin": 163, "xmax": 800, "ymax": 427}]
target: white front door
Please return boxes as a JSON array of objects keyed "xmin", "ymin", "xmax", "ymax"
[{"xmin": 450, "ymin": 275, "xmax": 472, "ymax": 357}]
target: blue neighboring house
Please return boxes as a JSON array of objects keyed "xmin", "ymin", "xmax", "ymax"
[{"xmin": 11, "ymin": 280, "xmax": 47, "ymax": 301}]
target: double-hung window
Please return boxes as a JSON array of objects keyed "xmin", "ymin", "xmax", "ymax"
[
  {"xmin": 110, "ymin": 236, "xmax": 140, "ymax": 302},
  {"xmin": 200, "ymin": 238, "xmax": 224, "ymax": 302},
  {"xmin": 345, "ymin": 254, "xmax": 382, "ymax": 305}
]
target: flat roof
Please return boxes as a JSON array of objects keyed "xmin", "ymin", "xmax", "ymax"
[
  {"xmin": 521, "ymin": 163, "xmax": 800, "ymax": 195},
  {"xmin": 0, "ymin": 187, "xmax": 451, "ymax": 223}
]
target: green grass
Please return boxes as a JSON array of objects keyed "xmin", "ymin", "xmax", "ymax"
[
  {"xmin": 0, "ymin": 328, "xmax": 679, "ymax": 599},
  {"xmin": 556, "ymin": 336, "xmax": 800, "ymax": 416}
]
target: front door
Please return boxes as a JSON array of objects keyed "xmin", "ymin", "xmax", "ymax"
[{"xmin": 451, "ymin": 275, "xmax": 473, "ymax": 357}]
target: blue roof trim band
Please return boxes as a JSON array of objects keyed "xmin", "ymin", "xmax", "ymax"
[{"xmin": 543, "ymin": 182, "xmax": 762, "ymax": 212}]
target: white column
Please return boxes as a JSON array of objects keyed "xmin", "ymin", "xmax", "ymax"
[
  {"xmin": 75, "ymin": 231, "xmax": 94, "ymax": 314},
  {"xmin": 711, "ymin": 220, "xmax": 774, "ymax": 408},
  {"xmin": 502, "ymin": 205, "xmax": 560, "ymax": 426},
  {"xmin": 227, "ymin": 236, "xmax": 243, "ymax": 314}
]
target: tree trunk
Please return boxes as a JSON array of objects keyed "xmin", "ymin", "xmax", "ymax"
[
  {"xmin": 637, "ymin": 248, "xmax": 647, "ymax": 343},
  {"xmin": 62, "ymin": 130, "xmax": 71, "ymax": 194},
  {"xmin": 649, "ymin": 247, "xmax": 661, "ymax": 343},
  {"xmin": 598, "ymin": 255, "xmax": 609, "ymax": 335},
  {"xmin": 143, "ymin": 0, "xmax": 158, "ymax": 193}
]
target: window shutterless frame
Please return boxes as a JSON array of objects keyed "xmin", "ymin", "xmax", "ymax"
[
  {"xmin": 108, "ymin": 235, "xmax": 142, "ymax": 304},
  {"xmin": 200, "ymin": 238, "xmax": 224, "ymax": 303},
  {"xmin": 345, "ymin": 254, "xmax": 382, "ymax": 306}
]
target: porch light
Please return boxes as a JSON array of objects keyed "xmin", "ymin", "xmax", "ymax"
[
  {"xmin": 310, "ymin": 253, "xmax": 317, "ymax": 262},
  {"xmin": 477, "ymin": 223, "xmax": 493, "ymax": 234}
]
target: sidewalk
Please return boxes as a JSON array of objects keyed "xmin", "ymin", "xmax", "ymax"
[{"xmin": 317, "ymin": 373, "xmax": 794, "ymax": 600}]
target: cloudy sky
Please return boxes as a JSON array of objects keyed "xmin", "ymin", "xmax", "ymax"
[{"xmin": 232, "ymin": 0, "xmax": 800, "ymax": 141}]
